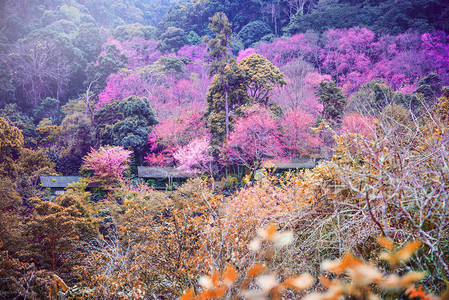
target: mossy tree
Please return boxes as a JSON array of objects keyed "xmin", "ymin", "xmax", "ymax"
[
  {"xmin": 239, "ymin": 53, "xmax": 286, "ymax": 104},
  {"xmin": 0, "ymin": 117, "xmax": 24, "ymax": 179},
  {"xmin": 206, "ymin": 12, "xmax": 234, "ymax": 140}
]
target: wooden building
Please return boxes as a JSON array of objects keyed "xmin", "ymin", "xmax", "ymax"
[
  {"xmin": 40, "ymin": 175, "xmax": 82, "ymax": 196},
  {"xmin": 137, "ymin": 166, "xmax": 192, "ymax": 190},
  {"xmin": 262, "ymin": 157, "xmax": 318, "ymax": 170}
]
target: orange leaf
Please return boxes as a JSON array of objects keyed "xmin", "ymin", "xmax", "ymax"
[
  {"xmin": 377, "ymin": 236, "xmax": 394, "ymax": 251},
  {"xmin": 247, "ymin": 263, "xmax": 267, "ymax": 278},
  {"xmin": 322, "ymin": 252, "xmax": 364, "ymax": 273},
  {"xmin": 223, "ymin": 265, "xmax": 239, "ymax": 286},
  {"xmin": 405, "ymin": 285, "xmax": 426, "ymax": 298},
  {"xmin": 319, "ymin": 276, "xmax": 335, "ymax": 288},
  {"xmin": 265, "ymin": 223, "xmax": 277, "ymax": 241},
  {"xmin": 400, "ymin": 272, "xmax": 426, "ymax": 287},
  {"xmin": 180, "ymin": 289, "xmax": 195, "ymax": 300},
  {"xmin": 211, "ymin": 285, "xmax": 227, "ymax": 298},
  {"xmin": 211, "ymin": 271, "xmax": 220, "ymax": 287},
  {"xmin": 196, "ymin": 290, "xmax": 213, "ymax": 300},
  {"xmin": 396, "ymin": 241, "xmax": 422, "ymax": 263}
]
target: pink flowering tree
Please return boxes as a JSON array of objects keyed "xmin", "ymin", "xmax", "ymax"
[
  {"xmin": 96, "ymin": 42, "xmax": 211, "ymax": 118},
  {"xmin": 145, "ymin": 109, "xmax": 209, "ymax": 167},
  {"xmin": 237, "ymin": 27, "xmax": 449, "ymax": 99},
  {"xmin": 340, "ymin": 113, "xmax": 375, "ymax": 139},
  {"xmin": 81, "ymin": 146, "xmax": 132, "ymax": 183},
  {"xmin": 320, "ymin": 27, "xmax": 375, "ymax": 87},
  {"xmin": 222, "ymin": 105, "xmax": 284, "ymax": 174},
  {"xmin": 174, "ymin": 136, "xmax": 213, "ymax": 175},
  {"xmin": 280, "ymin": 108, "xmax": 321, "ymax": 157},
  {"xmin": 97, "ymin": 69, "xmax": 146, "ymax": 105},
  {"xmin": 421, "ymin": 31, "xmax": 449, "ymax": 84},
  {"xmin": 177, "ymin": 43, "xmax": 210, "ymax": 75},
  {"xmin": 271, "ymin": 63, "xmax": 328, "ymax": 116}
]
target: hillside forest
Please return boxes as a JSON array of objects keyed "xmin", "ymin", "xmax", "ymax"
[{"xmin": 1, "ymin": 0, "xmax": 449, "ymax": 298}]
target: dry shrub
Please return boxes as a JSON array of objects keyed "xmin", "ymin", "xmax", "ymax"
[
  {"xmin": 182, "ymin": 224, "xmax": 445, "ymax": 300},
  {"xmin": 0, "ymin": 242, "xmax": 52, "ymax": 299},
  {"xmin": 279, "ymin": 100, "xmax": 449, "ymax": 292},
  {"xmin": 204, "ymin": 168, "xmax": 315, "ymax": 274},
  {"xmin": 77, "ymin": 178, "xmax": 222, "ymax": 298}
]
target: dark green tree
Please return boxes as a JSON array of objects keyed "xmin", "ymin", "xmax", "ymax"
[
  {"xmin": 93, "ymin": 96, "xmax": 158, "ymax": 163},
  {"xmin": 349, "ymin": 80, "xmax": 422, "ymax": 114},
  {"xmin": 317, "ymin": 80, "xmax": 346, "ymax": 127},
  {"xmin": 238, "ymin": 20, "xmax": 272, "ymax": 48},
  {"xmin": 75, "ymin": 23, "xmax": 103, "ymax": 62},
  {"xmin": 86, "ymin": 43, "xmax": 128, "ymax": 95},
  {"xmin": 32, "ymin": 97, "xmax": 63, "ymax": 124},
  {"xmin": 57, "ymin": 112, "xmax": 96, "ymax": 175},
  {"xmin": 154, "ymin": 56, "xmax": 188, "ymax": 76},
  {"xmin": 158, "ymin": 26, "xmax": 187, "ymax": 53},
  {"xmin": 206, "ymin": 62, "xmax": 249, "ymax": 146},
  {"xmin": 372, "ymin": 83, "xmax": 420, "ymax": 112},
  {"xmin": 186, "ymin": 30, "xmax": 202, "ymax": 45},
  {"xmin": 414, "ymin": 73, "xmax": 442, "ymax": 103},
  {"xmin": 113, "ymin": 23, "xmax": 158, "ymax": 41}
]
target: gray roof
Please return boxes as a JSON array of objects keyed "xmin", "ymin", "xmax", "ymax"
[
  {"xmin": 138, "ymin": 166, "xmax": 192, "ymax": 178},
  {"xmin": 262, "ymin": 158, "xmax": 317, "ymax": 169},
  {"xmin": 40, "ymin": 176, "xmax": 82, "ymax": 188}
]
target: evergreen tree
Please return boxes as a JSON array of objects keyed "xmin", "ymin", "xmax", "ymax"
[
  {"xmin": 93, "ymin": 96, "xmax": 157, "ymax": 163},
  {"xmin": 206, "ymin": 13, "xmax": 233, "ymax": 140},
  {"xmin": 206, "ymin": 62, "xmax": 249, "ymax": 146},
  {"xmin": 317, "ymin": 81, "xmax": 346, "ymax": 127}
]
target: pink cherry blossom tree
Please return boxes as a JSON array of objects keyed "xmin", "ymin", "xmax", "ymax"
[
  {"xmin": 81, "ymin": 146, "xmax": 132, "ymax": 183},
  {"xmin": 421, "ymin": 31, "xmax": 449, "ymax": 84},
  {"xmin": 222, "ymin": 105, "xmax": 284, "ymax": 174},
  {"xmin": 174, "ymin": 137, "xmax": 213, "ymax": 175},
  {"xmin": 145, "ymin": 109, "xmax": 209, "ymax": 167},
  {"xmin": 340, "ymin": 113, "xmax": 375, "ymax": 139},
  {"xmin": 96, "ymin": 41, "xmax": 211, "ymax": 119},
  {"xmin": 320, "ymin": 27, "xmax": 375, "ymax": 88},
  {"xmin": 271, "ymin": 68, "xmax": 328, "ymax": 116},
  {"xmin": 280, "ymin": 108, "xmax": 321, "ymax": 157},
  {"xmin": 237, "ymin": 27, "xmax": 449, "ymax": 99}
]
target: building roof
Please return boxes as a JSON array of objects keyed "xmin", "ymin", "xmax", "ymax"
[
  {"xmin": 262, "ymin": 158, "xmax": 317, "ymax": 169},
  {"xmin": 137, "ymin": 166, "xmax": 192, "ymax": 178},
  {"xmin": 40, "ymin": 176, "xmax": 82, "ymax": 188}
]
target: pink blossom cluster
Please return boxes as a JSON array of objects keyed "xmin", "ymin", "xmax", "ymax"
[
  {"xmin": 82, "ymin": 146, "xmax": 132, "ymax": 181},
  {"xmin": 238, "ymin": 29, "xmax": 449, "ymax": 93}
]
